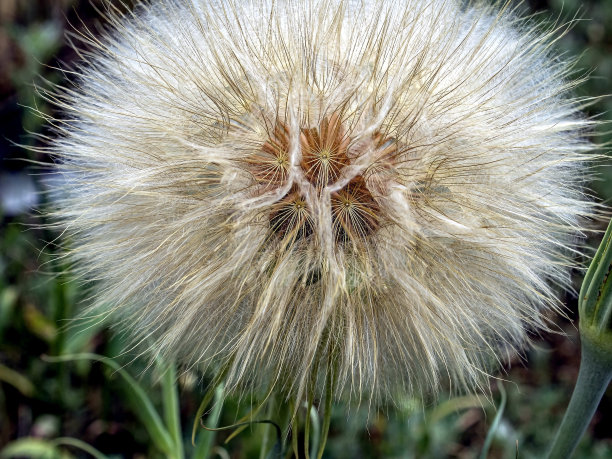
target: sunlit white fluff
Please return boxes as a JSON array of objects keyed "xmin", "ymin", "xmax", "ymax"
[{"xmin": 47, "ymin": 0, "xmax": 597, "ymax": 407}]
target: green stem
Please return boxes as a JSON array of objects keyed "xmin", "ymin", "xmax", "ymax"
[
  {"xmin": 193, "ymin": 383, "xmax": 224, "ymax": 459},
  {"xmin": 308, "ymin": 404, "xmax": 321, "ymax": 459},
  {"xmin": 548, "ymin": 338, "xmax": 612, "ymax": 459},
  {"xmin": 259, "ymin": 397, "xmax": 274, "ymax": 459},
  {"xmin": 160, "ymin": 360, "xmax": 184, "ymax": 459}
]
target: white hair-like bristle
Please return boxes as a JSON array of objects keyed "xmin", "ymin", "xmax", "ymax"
[{"xmin": 47, "ymin": 0, "xmax": 599, "ymax": 407}]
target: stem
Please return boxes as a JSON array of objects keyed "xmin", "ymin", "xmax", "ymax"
[
  {"xmin": 160, "ymin": 361, "xmax": 184, "ymax": 459},
  {"xmin": 309, "ymin": 404, "xmax": 321, "ymax": 459},
  {"xmin": 259, "ymin": 397, "xmax": 276, "ymax": 459},
  {"xmin": 547, "ymin": 337, "xmax": 612, "ymax": 459},
  {"xmin": 193, "ymin": 383, "xmax": 224, "ymax": 459}
]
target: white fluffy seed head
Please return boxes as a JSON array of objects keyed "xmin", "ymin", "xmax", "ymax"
[{"xmin": 47, "ymin": 0, "xmax": 599, "ymax": 406}]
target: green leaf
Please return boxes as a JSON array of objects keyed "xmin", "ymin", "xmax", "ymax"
[
  {"xmin": 429, "ymin": 394, "xmax": 489, "ymax": 424},
  {"xmin": 52, "ymin": 438, "xmax": 110, "ymax": 459},
  {"xmin": 0, "ymin": 438, "xmax": 72, "ymax": 459},
  {"xmin": 0, "ymin": 287, "xmax": 18, "ymax": 338},
  {"xmin": 0, "ymin": 363, "xmax": 35, "ymax": 397},
  {"xmin": 23, "ymin": 304, "xmax": 57, "ymax": 342}
]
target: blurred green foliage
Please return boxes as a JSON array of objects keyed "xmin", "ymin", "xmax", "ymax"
[
  {"xmin": 0, "ymin": 0, "xmax": 611, "ymax": 457},
  {"xmin": 542, "ymin": 0, "xmax": 612, "ymax": 199}
]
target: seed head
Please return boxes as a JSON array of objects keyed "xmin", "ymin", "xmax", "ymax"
[{"xmin": 48, "ymin": 0, "xmax": 598, "ymax": 406}]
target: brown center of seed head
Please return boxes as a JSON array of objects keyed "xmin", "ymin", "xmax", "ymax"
[
  {"xmin": 331, "ymin": 176, "xmax": 380, "ymax": 244},
  {"xmin": 299, "ymin": 112, "xmax": 351, "ymax": 187},
  {"xmin": 247, "ymin": 121, "xmax": 291, "ymax": 190},
  {"xmin": 268, "ymin": 185, "xmax": 313, "ymax": 242},
  {"xmin": 249, "ymin": 113, "xmax": 396, "ymax": 245}
]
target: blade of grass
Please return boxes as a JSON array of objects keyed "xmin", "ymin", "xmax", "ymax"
[
  {"xmin": 0, "ymin": 363, "xmax": 35, "ymax": 397},
  {"xmin": 429, "ymin": 394, "xmax": 489, "ymax": 424},
  {"xmin": 479, "ymin": 381, "xmax": 507, "ymax": 459},
  {"xmin": 0, "ymin": 438, "xmax": 72, "ymax": 459},
  {"xmin": 53, "ymin": 437, "xmax": 110, "ymax": 459}
]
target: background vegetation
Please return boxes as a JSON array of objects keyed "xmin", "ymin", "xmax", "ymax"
[{"xmin": 0, "ymin": 0, "xmax": 611, "ymax": 457}]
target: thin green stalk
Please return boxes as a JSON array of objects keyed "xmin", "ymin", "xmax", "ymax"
[
  {"xmin": 199, "ymin": 419, "xmax": 282, "ymax": 459},
  {"xmin": 308, "ymin": 404, "xmax": 321, "ymax": 459},
  {"xmin": 547, "ymin": 338, "xmax": 612, "ymax": 459},
  {"xmin": 192, "ymin": 361, "xmax": 232, "ymax": 445},
  {"xmin": 290, "ymin": 404, "xmax": 299, "ymax": 459},
  {"xmin": 316, "ymin": 361, "xmax": 334, "ymax": 459},
  {"xmin": 276, "ymin": 397, "xmax": 294, "ymax": 455},
  {"xmin": 479, "ymin": 382, "xmax": 506, "ymax": 459},
  {"xmin": 259, "ymin": 396, "xmax": 277, "ymax": 459},
  {"xmin": 304, "ymin": 398, "xmax": 312, "ymax": 459},
  {"xmin": 160, "ymin": 360, "xmax": 184, "ymax": 459},
  {"xmin": 193, "ymin": 383, "xmax": 225, "ymax": 459}
]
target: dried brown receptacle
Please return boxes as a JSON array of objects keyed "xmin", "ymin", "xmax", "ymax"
[{"xmin": 247, "ymin": 113, "xmax": 397, "ymax": 246}]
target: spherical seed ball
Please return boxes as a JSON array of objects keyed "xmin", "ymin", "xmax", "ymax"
[{"xmin": 49, "ymin": 0, "xmax": 596, "ymax": 405}]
